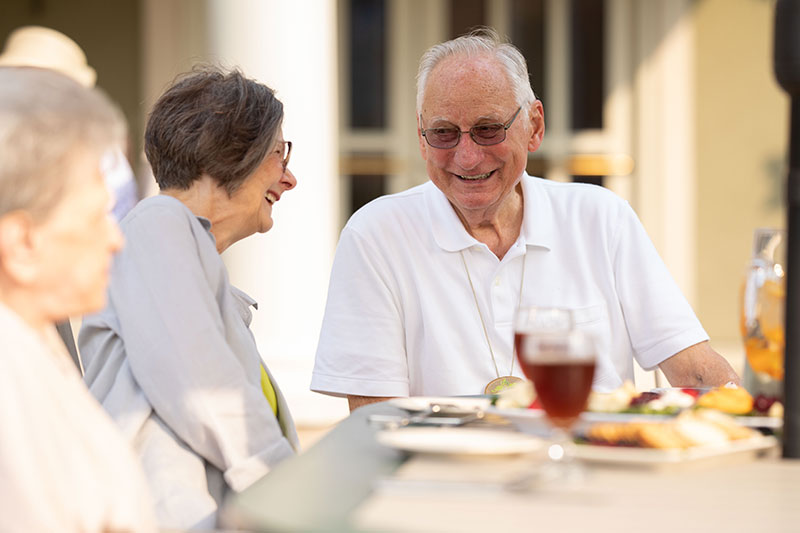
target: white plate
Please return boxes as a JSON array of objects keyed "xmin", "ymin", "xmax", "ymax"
[
  {"xmin": 574, "ymin": 435, "xmax": 779, "ymax": 466},
  {"xmin": 388, "ymin": 396, "xmax": 492, "ymax": 413},
  {"xmin": 376, "ymin": 427, "xmax": 544, "ymax": 456},
  {"xmin": 736, "ymin": 416, "xmax": 783, "ymax": 429}
]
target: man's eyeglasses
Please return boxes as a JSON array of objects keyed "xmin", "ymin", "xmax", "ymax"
[
  {"xmin": 278, "ymin": 140, "xmax": 292, "ymax": 171},
  {"xmin": 420, "ymin": 107, "xmax": 522, "ymax": 149}
]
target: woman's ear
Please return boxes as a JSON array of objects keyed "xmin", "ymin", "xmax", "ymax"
[{"xmin": 0, "ymin": 211, "xmax": 39, "ymax": 285}]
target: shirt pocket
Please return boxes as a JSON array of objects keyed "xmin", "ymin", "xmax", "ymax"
[
  {"xmin": 570, "ymin": 303, "xmax": 618, "ymax": 390},
  {"xmin": 571, "ymin": 304, "xmax": 606, "ymax": 327}
]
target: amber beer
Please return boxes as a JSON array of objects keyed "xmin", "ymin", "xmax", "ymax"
[{"xmin": 515, "ymin": 333, "xmax": 596, "ymax": 428}]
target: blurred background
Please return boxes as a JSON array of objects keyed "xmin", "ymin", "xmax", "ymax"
[{"xmin": 0, "ymin": 0, "xmax": 787, "ymax": 434}]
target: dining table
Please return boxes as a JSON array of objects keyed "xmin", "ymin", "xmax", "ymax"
[{"xmin": 222, "ymin": 400, "xmax": 800, "ymax": 532}]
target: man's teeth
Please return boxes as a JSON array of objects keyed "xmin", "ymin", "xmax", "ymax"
[
  {"xmin": 458, "ymin": 172, "xmax": 492, "ymax": 180},
  {"xmin": 265, "ymin": 192, "xmax": 278, "ymax": 204}
]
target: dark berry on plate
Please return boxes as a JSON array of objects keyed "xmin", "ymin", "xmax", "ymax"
[{"xmin": 630, "ymin": 391, "xmax": 661, "ymax": 407}]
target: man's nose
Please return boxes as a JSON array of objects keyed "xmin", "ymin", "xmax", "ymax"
[{"xmin": 452, "ymin": 132, "xmax": 484, "ymax": 170}]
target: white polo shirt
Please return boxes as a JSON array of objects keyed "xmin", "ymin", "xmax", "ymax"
[{"xmin": 311, "ymin": 174, "xmax": 708, "ymax": 397}]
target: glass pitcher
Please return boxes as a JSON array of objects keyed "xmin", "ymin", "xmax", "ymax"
[{"xmin": 740, "ymin": 228, "xmax": 786, "ymax": 403}]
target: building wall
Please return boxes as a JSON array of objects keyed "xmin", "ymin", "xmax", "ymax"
[{"xmin": 694, "ymin": 0, "xmax": 787, "ymax": 363}]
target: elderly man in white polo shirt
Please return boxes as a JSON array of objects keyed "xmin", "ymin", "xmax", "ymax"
[{"xmin": 311, "ymin": 29, "xmax": 740, "ymax": 411}]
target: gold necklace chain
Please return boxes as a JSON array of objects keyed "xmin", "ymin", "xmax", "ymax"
[{"xmin": 460, "ymin": 249, "xmax": 526, "ymax": 379}]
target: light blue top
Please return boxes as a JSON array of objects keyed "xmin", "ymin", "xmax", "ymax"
[{"xmin": 80, "ymin": 195, "xmax": 298, "ymax": 531}]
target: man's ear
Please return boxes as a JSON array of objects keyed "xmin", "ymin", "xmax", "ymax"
[
  {"xmin": 0, "ymin": 211, "xmax": 39, "ymax": 286},
  {"xmin": 527, "ymin": 100, "xmax": 546, "ymax": 153}
]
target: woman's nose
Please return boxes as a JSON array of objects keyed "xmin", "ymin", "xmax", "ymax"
[{"xmin": 282, "ymin": 167, "xmax": 297, "ymax": 190}]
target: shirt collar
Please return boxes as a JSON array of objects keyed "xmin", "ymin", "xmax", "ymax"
[
  {"xmin": 519, "ymin": 173, "xmax": 553, "ymax": 251},
  {"xmin": 194, "ymin": 213, "xmax": 221, "ymax": 252},
  {"xmin": 230, "ymin": 286, "xmax": 259, "ymax": 312},
  {"xmin": 191, "ymin": 214, "xmax": 258, "ymax": 313},
  {"xmin": 425, "ymin": 172, "xmax": 553, "ymax": 252},
  {"xmin": 196, "ymin": 215, "xmax": 212, "ymax": 232},
  {"xmin": 158, "ymin": 196, "xmax": 260, "ymax": 311}
]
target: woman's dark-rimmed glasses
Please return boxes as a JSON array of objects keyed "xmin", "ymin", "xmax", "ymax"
[
  {"xmin": 420, "ymin": 107, "xmax": 522, "ymax": 149},
  {"xmin": 279, "ymin": 140, "xmax": 292, "ymax": 171}
]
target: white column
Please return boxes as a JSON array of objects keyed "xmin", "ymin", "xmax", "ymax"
[
  {"xmin": 631, "ymin": 1, "xmax": 696, "ymax": 389},
  {"xmin": 206, "ymin": 0, "xmax": 346, "ymax": 426},
  {"xmin": 633, "ymin": 0, "xmax": 696, "ymax": 307},
  {"xmin": 141, "ymin": 0, "xmax": 212, "ymax": 197}
]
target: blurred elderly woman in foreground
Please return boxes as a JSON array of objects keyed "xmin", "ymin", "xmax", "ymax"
[
  {"xmin": 80, "ymin": 67, "xmax": 299, "ymax": 530},
  {"xmin": 0, "ymin": 68, "xmax": 156, "ymax": 532}
]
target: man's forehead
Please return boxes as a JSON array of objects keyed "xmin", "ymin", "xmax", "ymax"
[{"xmin": 421, "ymin": 54, "xmax": 515, "ymax": 120}]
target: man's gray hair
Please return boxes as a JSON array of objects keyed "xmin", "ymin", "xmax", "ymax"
[
  {"xmin": 416, "ymin": 28, "xmax": 536, "ymax": 114},
  {"xmin": 0, "ymin": 67, "xmax": 125, "ymax": 219}
]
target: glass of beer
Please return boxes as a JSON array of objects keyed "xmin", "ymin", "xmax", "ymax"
[{"xmin": 515, "ymin": 307, "xmax": 596, "ymax": 471}]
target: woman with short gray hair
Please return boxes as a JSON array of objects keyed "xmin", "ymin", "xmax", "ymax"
[{"xmin": 79, "ymin": 66, "xmax": 299, "ymax": 530}]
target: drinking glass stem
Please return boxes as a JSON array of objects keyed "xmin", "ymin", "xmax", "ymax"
[
  {"xmin": 546, "ymin": 426, "xmax": 584, "ymax": 484},
  {"xmin": 547, "ymin": 427, "xmax": 573, "ymax": 462}
]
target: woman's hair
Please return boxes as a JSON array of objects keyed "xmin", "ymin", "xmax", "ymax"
[
  {"xmin": 145, "ymin": 66, "xmax": 284, "ymax": 195},
  {"xmin": 416, "ymin": 27, "xmax": 536, "ymax": 113},
  {"xmin": 0, "ymin": 67, "xmax": 125, "ymax": 220}
]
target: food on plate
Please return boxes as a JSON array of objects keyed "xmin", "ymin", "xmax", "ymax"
[
  {"xmin": 587, "ymin": 381, "xmax": 637, "ymax": 412},
  {"xmin": 638, "ymin": 422, "xmax": 693, "ymax": 449},
  {"xmin": 696, "ymin": 386, "xmax": 754, "ymax": 415},
  {"xmin": 634, "ymin": 389, "xmax": 695, "ymax": 413},
  {"xmin": 768, "ymin": 401, "xmax": 784, "ymax": 419},
  {"xmin": 673, "ymin": 413, "xmax": 731, "ymax": 446},
  {"xmin": 494, "ymin": 380, "xmax": 536, "ymax": 409},
  {"xmin": 692, "ymin": 409, "xmax": 757, "ymax": 441},
  {"xmin": 499, "ymin": 379, "xmax": 777, "ymax": 423},
  {"xmin": 753, "ymin": 393, "xmax": 785, "ymax": 415},
  {"xmin": 587, "ymin": 382, "xmax": 767, "ymax": 418},
  {"xmin": 588, "ymin": 383, "xmax": 695, "ymax": 415},
  {"xmin": 586, "ymin": 420, "xmax": 691, "ymax": 448},
  {"xmin": 585, "ymin": 421, "xmax": 690, "ymax": 449},
  {"xmin": 584, "ymin": 410, "xmax": 758, "ymax": 449}
]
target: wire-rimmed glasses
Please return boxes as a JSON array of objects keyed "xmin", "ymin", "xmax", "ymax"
[{"xmin": 420, "ymin": 106, "xmax": 522, "ymax": 149}]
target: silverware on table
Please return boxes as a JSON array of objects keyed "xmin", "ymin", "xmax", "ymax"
[{"xmin": 368, "ymin": 403, "xmax": 486, "ymax": 429}]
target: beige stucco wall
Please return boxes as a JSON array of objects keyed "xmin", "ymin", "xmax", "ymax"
[{"xmin": 694, "ymin": 0, "xmax": 788, "ymax": 359}]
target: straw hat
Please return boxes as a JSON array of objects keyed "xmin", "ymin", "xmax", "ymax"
[{"xmin": 0, "ymin": 25, "xmax": 96, "ymax": 88}]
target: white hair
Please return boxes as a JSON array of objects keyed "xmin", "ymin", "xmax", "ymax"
[
  {"xmin": 0, "ymin": 67, "xmax": 125, "ymax": 219},
  {"xmin": 416, "ymin": 28, "xmax": 536, "ymax": 114}
]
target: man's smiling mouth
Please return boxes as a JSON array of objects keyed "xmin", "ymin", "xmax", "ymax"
[{"xmin": 456, "ymin": 171, "xmax": 493, "ymax": 180}]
